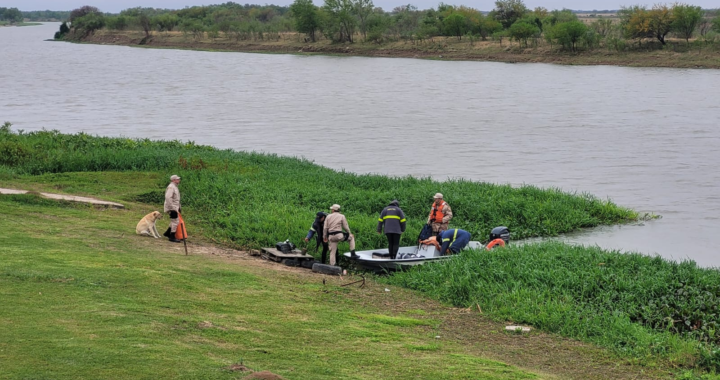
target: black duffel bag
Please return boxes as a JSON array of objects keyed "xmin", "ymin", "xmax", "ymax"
[{"xmin": 276, "ymin": 240, "xmax": 296, "ymax": 253}]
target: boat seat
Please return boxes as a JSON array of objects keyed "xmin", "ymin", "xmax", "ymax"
[{"xmin": 372, "ymin": 252, "xmax": 391, "ymax": 259}]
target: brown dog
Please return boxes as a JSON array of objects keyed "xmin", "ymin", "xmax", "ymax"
[{"xmin": 136, "ymin": 211, "xmax": 163, "ymax": 238}]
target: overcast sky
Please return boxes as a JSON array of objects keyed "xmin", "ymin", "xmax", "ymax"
[{"xmin": 10, "ymin": 0, "xmax": 719, "ymax": 13}]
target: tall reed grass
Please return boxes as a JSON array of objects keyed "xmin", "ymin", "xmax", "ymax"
[
  {"xmin": 387, "ymin": 241, "xmax": 720, "ymax": 370},
  {"xmin": 0, "ymin": 127, "xmax": 637, "ymax": 250}
]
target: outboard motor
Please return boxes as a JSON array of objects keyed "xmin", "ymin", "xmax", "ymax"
[{"xmin": 489, "ymin": 226, "xmax": 510, "ymax": 244}]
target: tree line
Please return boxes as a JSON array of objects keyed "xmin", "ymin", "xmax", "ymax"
[
  {"xmin": 55, "ymin": 1, "xmax": 720, "ymax": 52},
  {"xmin": 0, "ymin": 7, "xmax": 23, "ymax": 24}
]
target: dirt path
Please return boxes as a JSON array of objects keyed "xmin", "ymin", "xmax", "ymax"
[
  {"xmin": 150, "ymin": 238, "xmax": 671, "ymax": 380},
  {"xmin": 0, "ymin": 188, "xmax": 124, "ymax": 208}
]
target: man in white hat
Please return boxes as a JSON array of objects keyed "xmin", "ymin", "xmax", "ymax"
[
  {"xmin": 427, "ymin": 193, "xmax": 452, "ymax": 237},
  {"xmin": 163, "ymin": 174, "xmax": 182, "ymax": 243},
  {"xmin": 323, "ymin": 204, "xmax": 357, "ymax": 265}
]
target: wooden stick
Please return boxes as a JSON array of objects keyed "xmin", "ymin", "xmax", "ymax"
[{"xmin": 181, "ymin": 223, "xmax": 188, "ymax": 255}]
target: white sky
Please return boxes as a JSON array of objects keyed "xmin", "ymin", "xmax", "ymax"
[{"xmin": 11, "ymin": 0, "xmax": 719, "ymax": 13}]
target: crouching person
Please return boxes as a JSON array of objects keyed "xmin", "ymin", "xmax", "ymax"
[
  {"xmin": 323, "ymin": 204, "xmax": 357, "ymax": 265},
  {"xmin": 163, "ymin": 174, "xmax": 182, "ymax": 243},
  {"xmin": 438, "ymin": 228, "xmax": 471, "ymax": 255},
  {"xmin": 305, "ymin": 212, "xmax": 329, "ymax": 264}
]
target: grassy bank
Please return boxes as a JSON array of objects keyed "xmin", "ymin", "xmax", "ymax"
[
  {"xmin": 80, "ymin": 30, "xmax": 720, "ymax": 69},
  {"xmin": 2, "ymin": 126, "xmax": 718, "ymax": 377},
  {"xmin": 0, "ymin": 178, "xmax": 675, "ymax": 379},
  {"xmin": 387, "ymin": 243, "xmax": 720, "ymax": 373},
  {"xmin": 0, "ymin": 126, "xmax": 636, "ymax": 251}
]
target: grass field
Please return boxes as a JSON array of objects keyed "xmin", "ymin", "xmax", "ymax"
[
  {"xmin": 3, "ymin": 127, "xmax": 719, "ymax": 378},
  {"xmin": 0, "ymin": 184, "xmax": 675, "ymax": 379}
]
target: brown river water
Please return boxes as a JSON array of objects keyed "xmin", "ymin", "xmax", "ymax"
[{"xmin": 2, "ymin": 24, "xmax": 720, "ymax": 266}]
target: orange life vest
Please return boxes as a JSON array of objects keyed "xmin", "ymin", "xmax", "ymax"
[{"xmin": 430, "ymin": 201, "xmax": 447, "ymax": 223}]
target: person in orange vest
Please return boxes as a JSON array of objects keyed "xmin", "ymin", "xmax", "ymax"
[{"xmin": 427, "ymin": 193, "xmax": 452, "ymax": 237}]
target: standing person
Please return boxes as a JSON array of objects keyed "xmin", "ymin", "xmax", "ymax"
[
  {"xmin": 163, "ymin": 174, "xmax": 182, "ymax": 243},
  {"xmin": 323, "ymin": 204, "xmax": 357, "ymax": 265},
  {"xmin": 377, "ymin": 200, "xmax": 406, "ymax": 259},
  {"xmin": 438, "ymin": 228, "xmax": 471, "ymax": 255},
  {"xmin": 427, "ymin": 193, "xmax": 453, "ymax": 237},
  {"xmin": 305, "ymin": 212, "xmax": 329, "ymax": 264}
]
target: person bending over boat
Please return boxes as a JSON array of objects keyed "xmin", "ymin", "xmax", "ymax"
[
  {"xmin": 438, "ymin": 228, "xmax": 471, "ymax": 255},
  {"xmin": 427, "ymin": 193, "xmax": 453, "ymax": 237},
  {"xmin": 305, "ymin": 211, "xmax": 329, "ymax": 264},
  {"xmin": 377, "ymin": 199, "xmax": 407, "ymax": 259},
  {"xmin": 323, "ymin": 204, "xmax": 357, "ymax": 265}
]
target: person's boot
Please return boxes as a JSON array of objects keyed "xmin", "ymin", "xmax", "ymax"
[
  {"xmin": 168, "ymin": 231, "xmax": 181, "ymax": 243},
  {"xmin": 163, "ymin": 227, "xmax": 172, "ymax": 238},
  {"xmin": 349, "ymin": 250, "xmax": 358, "ymax": 259}
]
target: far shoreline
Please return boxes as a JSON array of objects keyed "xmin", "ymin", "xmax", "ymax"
[{"xmin": 72, "ymin": 30, "xmax": 720, "ymax": 70}]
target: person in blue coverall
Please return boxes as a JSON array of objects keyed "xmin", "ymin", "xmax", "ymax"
[{"xmin": 438, "ymin": 228, "xmax": 471, "ymax": 255}]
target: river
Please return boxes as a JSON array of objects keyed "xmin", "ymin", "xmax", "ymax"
[{"xmin": 2, "ymin": 24, "xmax": 719, "ymax": 266}]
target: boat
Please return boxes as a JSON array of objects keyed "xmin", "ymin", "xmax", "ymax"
[{"xmin": 342, "ymin": 241, "xmax": 485, "ymax": 272}]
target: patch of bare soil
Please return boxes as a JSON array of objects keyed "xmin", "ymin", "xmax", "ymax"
[
  {"xmin": 225, "ymin": 363, "xmax": 251, "ymax": 372},
  {"xmin": 243, "ymin": 371, "xmax": 286, "ymax": 380}
]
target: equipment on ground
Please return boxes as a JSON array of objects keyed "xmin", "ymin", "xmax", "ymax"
[{"xmin": 276, "ymin": 239, "xmax": 296, "ymax": 254}]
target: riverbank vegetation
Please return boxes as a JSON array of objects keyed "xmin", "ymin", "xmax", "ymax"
[
  {"xmin": 52, "ymin": 1, "xmax": 720, "ymax": 68},
  {"xmin": 0, "ymin": 124, "xmax": 636, "ymax": 250},
  {"xmin": 4, "ymin": 126, "xmax": 720, "ymax": 376},
  {"xmin": 388, "ymin": 242, "xmax": 720, "ymax": 373}
]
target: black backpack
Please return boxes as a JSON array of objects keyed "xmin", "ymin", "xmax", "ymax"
[{"xmin": 417, "ymin": 224, "xmax": 434, "ymax": 242}]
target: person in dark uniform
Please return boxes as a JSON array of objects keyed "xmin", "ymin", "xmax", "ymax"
[
  {"xmin": 305, "ymin": 212, "xmax": 329, "ymax": 264},
  {"xmin": 377, "ymin": 200, "xmax": 407, "ymax": 259},
  {"xmin": 438, "ymin": 228, "xmax": 471, "ymax": 255}
]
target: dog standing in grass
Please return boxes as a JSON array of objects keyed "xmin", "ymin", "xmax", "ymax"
[
  {"xmin": 136, "ymin": 211, "xmax": 163, "ymax": 238},
  {"xmin": 163, "ymin": 174, "xmax": 183, "ymax": 243}
]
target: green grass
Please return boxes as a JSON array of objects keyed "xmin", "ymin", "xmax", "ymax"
[
  {"xmin": 386, "ymin": 243, "xmax": 720, "ymax": 371},
  {"xmin": 0, "ymin": 194, "xmax": 540, "ymax": 380},
  {"xmin": 0, "ymin": 126, "xmax": 637, "ymax": 253}
]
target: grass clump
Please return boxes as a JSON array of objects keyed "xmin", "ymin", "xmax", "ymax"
[
  {"xmin": 0, "ymin": 127, "xmax": 637, "ymax": 251},
  {"xmin": 387, "ymin": 242, "xmax": 720, "ymax": 371}
]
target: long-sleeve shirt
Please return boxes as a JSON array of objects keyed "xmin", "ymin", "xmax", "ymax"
[
  {"xmin": 306, "ymin": 219, "xmax": 324, "ymax": 241},
  {"xmin": 439, "ymin": 229, "xmax": 471, "ymax": 254},
  {"xmin": 323, "ymin": 212, "xmax": 351, "ymax": 239},
  {"xmin": 164, "ymin": 183, "xmax": 181, "ymax": 212},
  {"xmin": 377, "ymin": 204, "xmax": 407, "ymax": 234}
]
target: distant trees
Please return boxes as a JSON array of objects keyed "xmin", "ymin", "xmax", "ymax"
[
  {"xmin": 492, "ymin": 0, "xmax": 528, "ymax": 29},
  {"xmin": 290, "ymin": 0, "xmax": 320, "ymax": 42},
  {"xmin": 508, "ymin": 19, "xmax": 539, "ymax": 47},
  {"xmin": 55, "ymin": 0, "xmax": 719, "ymax": 54},
  {"xmin": 671, "ymin": 4, "xmax": 703, "ymax": 43},
  {"xmin": 0, "ymin": 7, "xmax": 23, "ymax": 24}
]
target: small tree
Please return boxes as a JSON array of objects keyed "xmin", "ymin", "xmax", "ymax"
[
  {"xmin": 290, "ymin": 0, "xmax": 321, "ymax": 42},
  {"xmin": 492, "ymin": 0, "xmax": 528, "ymax": 29},
  {"xmin": 443, "ymin": 12, "xmax": 467, "ymax": 41},
  {"xmin": 713, "ymin": 14, "xmax": 720, "ymax": 33},
  {"xmin": 69, "ymin": 5, "xmax": 100, "ymax": 22},
  {"xmin": 553, "ymin": 20, "xmax": 588, "ymax": 51},
  {"xmin": 352, "ymin": 0, "xmax": 374, "ymax": 40},
  {"xmin": 508, "ymin": 19, "xmax": 538, "ymax": 47},
  {"xmin": 671, "ymin": 4, "xmax": 703, "ymax": 44},
  {"xmin": 647, "ymin": 4, "xmax": 674, "ymax": 45},
  {"xmin": 478, "ymin": 18, "xmax": 502, "ymax": 40}
]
